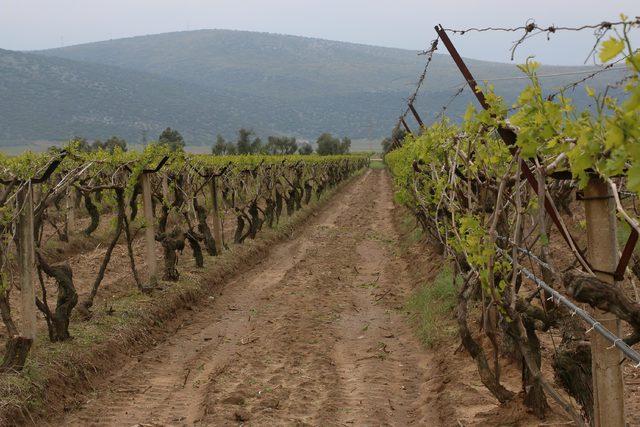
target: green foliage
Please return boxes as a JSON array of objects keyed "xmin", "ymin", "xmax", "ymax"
[
  {"xmin": 236, "ymin": 128, "xmax": 263, "ymax": 155},
  {"xmin": 599, "ymin": 37, "xmax": 625, "ymax": 62},
  {"xmin": 214, "ymin": 132, "xmax": 306, "ymax": 155},
  {"xmin": 76, "ymin": 136, "xmax": 127, "ymax": 153},
  {"xmin": 158, "ymin": 127, "xmax": 185, "ymax": 152},
  {"xmin": 505, "ymin": 25, "xmax": 640, "ymax": 193},
  {"xmin": 212, "ymin": 134, "xmax": 237, "ymax": 155},
  {"xmin": 316, "ymin": 133, "xmax": 351, "ymax": 155},
  {"xmin": 369, "ymin": 160, "xmax": 386, "ymax": 169},
  {"xmin": 298, "ymin": 142, "xmax": 314, "ymax": 155},
  {"xmin": 386, "ymin": 17, "xmax": 640, "ymax": 303},
  {"xmin": 265, "ymin": 136, "xmax": 298, "ymax": 155},
  {"xmin": 381, "ymin": 127, "xmax": 407, "ymax": 154}
]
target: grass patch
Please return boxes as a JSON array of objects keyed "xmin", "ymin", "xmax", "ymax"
[
  {"xmin": 369, "ymin": 159, "xmax": 386, "ymax": 169},
  {"xmin": 365, "ymin": 229, "xmax": 394, "ymax": 246},
  {"xmin": 405, "ymin": 267, "xmax": 458, "ymax": 347},
  {"xmin": 359, "ymin": 280, "xmax": 379, "ymax": 289},
  {"xmin": 401, "ymin": 216, "xmax": 423, "ymax": 248}
]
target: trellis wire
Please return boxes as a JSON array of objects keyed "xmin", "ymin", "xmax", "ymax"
[
  {"xmin": 398, "ymin": 38, "xmax": 440, "ymax": 125},
  {"xmin": 497, "ymin": 248, "xmax": 640, "ymax": 367},
  {"xmin": 442, "ymin": 18, "xmax": 640, "ymax": 35},
  {"xmin": 442, "ymin": 18, "xmax": 640, "ymax": 61}
]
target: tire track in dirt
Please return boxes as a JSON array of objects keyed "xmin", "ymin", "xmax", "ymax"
[{"xmin": 57, "ymin": 169, "xmax": 438, "ymax": 426}]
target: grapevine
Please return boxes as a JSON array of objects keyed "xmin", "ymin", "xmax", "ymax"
[
  {"xmin": 0, "ymin": 145, "xmax": 367, "ymax": 371},
  {"xmin": 386, "ymin": 15, "xmax": 640, "ymax": 423}
]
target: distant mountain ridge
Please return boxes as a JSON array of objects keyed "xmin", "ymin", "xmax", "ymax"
[
  {"xmin": 0, "ymin": 30, "xmax": 628, "ymax": 148},
  {"xmin": 37, "ymin": 30, "xmax": 425, "ymax": 99},
  {"xmin": 0, "ymin": 47, "xmax": 294, "ymax": 146}
]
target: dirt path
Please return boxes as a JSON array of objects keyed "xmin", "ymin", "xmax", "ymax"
[{"xmin": 59, "ymin": 169, "xmax": 438, "ymax": 426}]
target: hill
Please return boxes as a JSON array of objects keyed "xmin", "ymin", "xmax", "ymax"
[
  {"xmin": 0, "ymin": 30, "xmax": 628, "ymax": 148},
  {"xmin": 0, "ymin": 48, "xmax": 300, "ymax": 147}
]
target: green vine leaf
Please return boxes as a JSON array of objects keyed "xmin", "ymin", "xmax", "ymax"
[{"xmin": 599, "ymin": 37, "xmax": 625, "ymax": 63}]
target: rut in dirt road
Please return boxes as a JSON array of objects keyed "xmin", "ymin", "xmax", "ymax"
[{"xmin": 60, "ymin": 169, "xmax": 437, "ymax": 426}]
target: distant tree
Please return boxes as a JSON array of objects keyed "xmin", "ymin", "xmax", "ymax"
[
  {"xmin": 340, "ymin": 137, "xmax": 351, "ymax": 154},
  {"xmin": 316, "ymin": 133, "xmax": 351, "ymax": 155},
  {"xmin": 158, "ymin": 127, "xmax": 185, "ymax": 151},
  {"xmin": 73, "ymin": 137, "xmax": 91, "ymax": 152},
  {"xmin": 225, "ymin": 141, "xmax": 238, "ymax": 155},
  {"xmin": 266, "ymin": 136, "xmax": 298, "ymax": 155},
  {"xmin": 298, "ymin": 142, "xmax": 314, "ymax": 155},
  {"xmin": 316, "ymin": 133, "xmax": 338, "ymax": 155},
  {"xmin": 381, "ymin": 137, "xmax": 393, "ymax": 154},
  {"xmin": 236, "ymin": 128, "xmax": 263, "ymax": 154},
  {"xmin": 236, "ymin": 128, "xmax": 253, "ymax": 154},
  {"xmin": 251, "ymin": 137, "xmax": 264, "ymax": 154},
  {"xmin": 212, "ymin": 134, "xmax": 228, "ymax": 155},
  {"xmin": 101, "ymin": 136, "xmax": 127, "ymax": 153},
  {"xmin": 75, "ymin": 136, "xmax": 126, "ymax": 153}
]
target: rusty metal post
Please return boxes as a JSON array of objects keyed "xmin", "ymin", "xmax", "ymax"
[
  {"xmin": 408, "ymin": 103, "xmax": 425, "ymax": 128},
  {"xmin": 583, "ymin": 177, "xmax": 626, "ymax": 427},
  {"xmin": 400, "ymin": 117, "xmax": 412, "ymax": 135}
]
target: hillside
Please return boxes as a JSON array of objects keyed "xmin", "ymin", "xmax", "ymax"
[
  {"xmin": 0, "ymin": 30, "xmax": 628, "ymax": 148},
  {"xmin": 37, "ymin": 30, "xmax": 426, "ymax": 100},
  {"xmin": 0, "ymin": 48, "xmax": 299, "ymax": 147}
]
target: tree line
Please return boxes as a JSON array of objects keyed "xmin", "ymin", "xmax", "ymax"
[
  {"xmin": 212, "ymin": 129, "xmax": 351, "ymax": 155},
  {"xmin": 73, "ymin": 127, "xmax": 352, "ymax": 156}
]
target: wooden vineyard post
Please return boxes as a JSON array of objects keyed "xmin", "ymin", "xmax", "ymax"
[
  {"xmin": 583, "ymin": 176, "xmax": 625, "ymax": 427},
  {"xmin": 140, "ymin": 173, "xmax": 158, "ymax": 286},
  {"xmin": 17, "ymin": 182, "xmax": 36, "ymax": 341},
  {"xmin": 210, "ymin": 177, "xmax": 223, "ymax": 254},
  {"xmin": 66, "ymin": 187, "xmax": 75, "ymax": 229}
]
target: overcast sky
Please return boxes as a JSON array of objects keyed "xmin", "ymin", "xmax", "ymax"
[{"xmin": 1, "ymin": 1, "xmax": 637, "ymax": 65}]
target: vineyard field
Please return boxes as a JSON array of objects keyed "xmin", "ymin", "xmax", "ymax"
[{"xmin": 2, "ymin": 6, "xmax": 640, "ymax": 427}]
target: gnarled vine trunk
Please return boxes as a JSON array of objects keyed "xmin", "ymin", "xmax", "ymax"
[
  {"xmin": 185, "ymin": 230, "xmax": 204, "ymax": 268},
  {"xmin": 194, "ymin": 202, "xmax": 217, "ymax": 256},
  {"xmin": 553, "ymin": 317, "xmax": 593, "ymax": 422},
  {"xmin": 82, "ymin": 191, "xmax": 100, "ymax": 236},
  {"xmin": 457, "ymin": 274, "xmax": 515, "ymax": 404},
  {"xmin": 78, "ymin": 188, "xmax": 125, "ymax": 317},
  {"xmin": 35, "ymin": 251, "xmax": 77, "ymax": 341},
  {"xmin": 158, "ymin": 228, "xmax": 185, "ymax": 280}
]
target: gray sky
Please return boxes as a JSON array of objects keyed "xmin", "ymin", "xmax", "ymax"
[{"xmin": 1, "ymin": 0, "xmax": 637, "ymax": 64}]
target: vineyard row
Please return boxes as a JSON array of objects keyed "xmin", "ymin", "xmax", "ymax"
[
  {"xmin": 385, "ymin": 16, "xmax": 640, "ymax": 426},
  {"xmin": 0, "ymin": 144, "xmax": 369, "ymax": 374}
]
